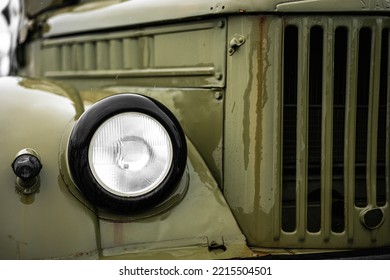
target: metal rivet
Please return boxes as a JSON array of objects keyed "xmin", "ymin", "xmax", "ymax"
[{"xmin": 214, "ymin": 92, "xmax": 223, "ymax": 100}]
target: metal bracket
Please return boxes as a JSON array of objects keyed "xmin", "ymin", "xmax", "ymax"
[{"xmin": 228, "ymin": 34, "xmax": 246, "ymax": 56}]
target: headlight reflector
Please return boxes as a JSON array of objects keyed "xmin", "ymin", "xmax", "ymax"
[{"xmin": 88, "ymin": 112, "xmax": 173, "ymax": 197}]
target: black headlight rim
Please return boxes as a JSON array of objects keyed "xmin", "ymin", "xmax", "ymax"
[{"xmin": 68, "ymin": 93, "xmax": 187, "ymax": 214}]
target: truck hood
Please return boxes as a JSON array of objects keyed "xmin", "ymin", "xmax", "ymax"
[{"xmin": 43, "ymin": 0, "xmax": 390, "ymax": 37}]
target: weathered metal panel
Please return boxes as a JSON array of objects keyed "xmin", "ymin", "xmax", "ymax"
[
  {"xmin": 41, "ymin": 20, "xmax": 226, "ymax": 89},
  {"xmin": 224, "ymin": 15, "xmax": 390, "ymax": 249},
  {"xmin": 41, "ymin": 0, "xmax": 390, "ymax": 37},
  {"xmin": 0, "ymin": 77, "xmax": 98, "ymax": 259}
]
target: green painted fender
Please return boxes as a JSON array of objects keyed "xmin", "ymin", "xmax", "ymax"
[
  {"xmin": 0, "ymin": 76, "xmax": 251, "ymax": 259},
  {"xmin": 0, "ymin": 76, "xmax": 97, "ymax": 259}
]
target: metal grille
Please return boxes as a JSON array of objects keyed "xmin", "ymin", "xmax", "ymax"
[{"xmin": 281, "ymin": 17, "xmax": 390, "ymax": 241}]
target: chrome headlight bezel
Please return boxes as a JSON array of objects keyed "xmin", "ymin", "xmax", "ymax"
[{"xmin": 68, "ymin": 93, "xmax": 187, "ymax": 214}]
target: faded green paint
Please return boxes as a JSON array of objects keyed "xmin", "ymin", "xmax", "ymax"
[
  {"xmin": 35, "ymin": 0, "xmax": 390, "ymax": 37},
  {"xmin": 0, "ymin": 77, "xmax": 98, "ymax": 259},
  {"xmin": 0, "ymin": 76, "xmax": 249, "ymax": 259},
  {"xmin": 97, "ymin": 87, "xmax": 225, "ymax": 186},
  {"xmin": 39, "ymin": 19, "xmax": 226, "ymax": 88},
  {"xmin": 225, "ymin": 15, "xmax": 390, "ymax": 248},
  {"xmin": 22, "ymin": 18, "xmax": 227, "ymax": 186},
  {"xmin": 1, "ymin": 0, "xmax": 389, "ymax": 259}
]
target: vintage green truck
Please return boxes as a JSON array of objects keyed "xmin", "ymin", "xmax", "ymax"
[{"xmin": 0, "ymin": 0, "xmax": 389, "ymax": 259}]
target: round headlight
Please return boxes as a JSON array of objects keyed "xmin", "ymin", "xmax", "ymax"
[{"xmin": 68, "ymin": 94, "xmax": 187, "ymax": 213}]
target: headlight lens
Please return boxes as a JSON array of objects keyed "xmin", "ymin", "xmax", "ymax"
[{"xmin": 88, "ymin": 112, "xmax": 173, "ymax": 197}]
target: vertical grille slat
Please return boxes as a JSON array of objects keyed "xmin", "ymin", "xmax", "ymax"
[
  {"xmin": 296, "ymin": 20, "xmax": 310, "ymax": 240},
  {"xmin": 367, "ymin": 21, "xmax": 383, "ymax": 209},
  {"xmin": 377, "ymin": 28, "xmax": 389, "ymax": 207},
  {"xmin": 273, "ymin": 22, "xmax": 284, "ymax": 241},
  {"xmin": 344, "ymin": 20, "xmax": 359, "ymax": 242},
  {"xmin": 281, "ymin": 16, "xmax": 389, "ymax": 245},
  {"xmin": 321, "ymin": 19, "xmax": 334, "ymax": 240}
]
